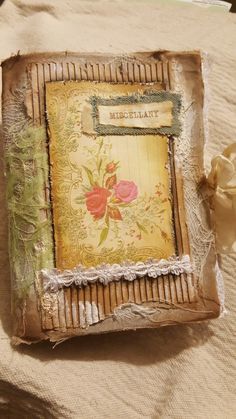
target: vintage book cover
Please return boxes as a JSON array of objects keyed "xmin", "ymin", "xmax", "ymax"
[{"xmin": 1, "ymin": 51, "xmax": 223, "ymax": 344}]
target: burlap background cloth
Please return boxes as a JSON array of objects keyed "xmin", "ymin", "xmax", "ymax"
[{"xmin": 0, "ymin": 1, "xmax": 235, "ymax": 418}]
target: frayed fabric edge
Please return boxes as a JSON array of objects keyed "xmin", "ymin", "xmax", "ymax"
[{"xmin": 39, "ymin": 255, "xmax": 192, "ymax": 292}]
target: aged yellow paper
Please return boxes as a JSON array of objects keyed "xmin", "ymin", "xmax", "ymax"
[
  {"xmin": 98, "ymin": 101, "xmax": 173, "ymax": 128},
  {"xmin": 46, "ymin": 81, "xmax": 175, "ymax": 270}
]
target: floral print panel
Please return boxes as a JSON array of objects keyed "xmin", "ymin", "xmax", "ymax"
[{"xmin": 46, "ymin": 82, "xmax": 175, "ymax": 270}]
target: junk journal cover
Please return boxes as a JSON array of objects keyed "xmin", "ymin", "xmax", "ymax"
[{"xmin": 1, "ymin": 51, "xmax": 223, "ymax": 344}]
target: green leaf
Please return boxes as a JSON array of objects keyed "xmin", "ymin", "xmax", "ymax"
[
  {"xmin": 81, "ymin": 185, "xmax": 91, "ymax": 193},
  {"xmin": 113, "ymin": 202, "xmax": 130, "ymax": 207},
  {"xmin": 98, "ymin": 159, "xmax": 102, "ymax": 174},
  {"xmin": 105, "ymin": 213, "xmax": 110, "ymax": 227},
  {"xmin": 136, "ymin": 221, "xmax": 148, "ymax": 234},
  {"xmin": 98, "ymin": 227, "xmax": 109, "ymax": 247},
  {"xmin": 82, "ymin": 166, "xmax": 95, "ymax": 187},
  {"xmin": 75, "ymin": 195, "xmax": 85, "ymax": 204},
  {"xmin": 98, "ymin": 138, "xmax": 104, "ymax": 153}
]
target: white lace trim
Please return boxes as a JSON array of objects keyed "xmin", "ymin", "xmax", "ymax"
[{"xmin": 40, "ymin": 255, "xmax": 192, "ymax": 292}]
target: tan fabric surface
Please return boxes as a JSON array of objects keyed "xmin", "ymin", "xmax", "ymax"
[{"xmin": 0, "ymin": 1, "xmax": 235, "ymax": 418}]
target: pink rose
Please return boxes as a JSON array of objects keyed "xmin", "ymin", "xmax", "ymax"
[
  {"xmin": 85, "ymin": 187, "xmax": 111, "ymax": 220},
  {"xmin": 113, "ymin": 180, "xmax": 138, "ymax": 203}
]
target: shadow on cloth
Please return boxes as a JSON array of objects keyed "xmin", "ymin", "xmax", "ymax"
[
  {"xmin": 17, "ymin": 320, "xmax": 214, "ymax": 365},
  {"xmin": 0, "ymin": 379, "xmax": 67, "ymax": 419}
]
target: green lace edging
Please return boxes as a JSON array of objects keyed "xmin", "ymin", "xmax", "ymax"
[{"xmin": 5, "ymin": 126, "xmax": 54, "ymax": 300}]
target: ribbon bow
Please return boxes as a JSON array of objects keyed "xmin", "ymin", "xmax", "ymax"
[{"xmin": 208, "ymin": 143, "xmax": 236, "ymax": 253}]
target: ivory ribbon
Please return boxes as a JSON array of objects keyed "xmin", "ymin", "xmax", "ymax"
[{"xmin": 208, "ymin": 143, "xmax": 236, "ymax": 253}]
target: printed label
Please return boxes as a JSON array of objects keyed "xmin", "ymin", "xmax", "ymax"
[{"xmin": 98, "ymin": 101, "xmax": 173, "ymax": 128}]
